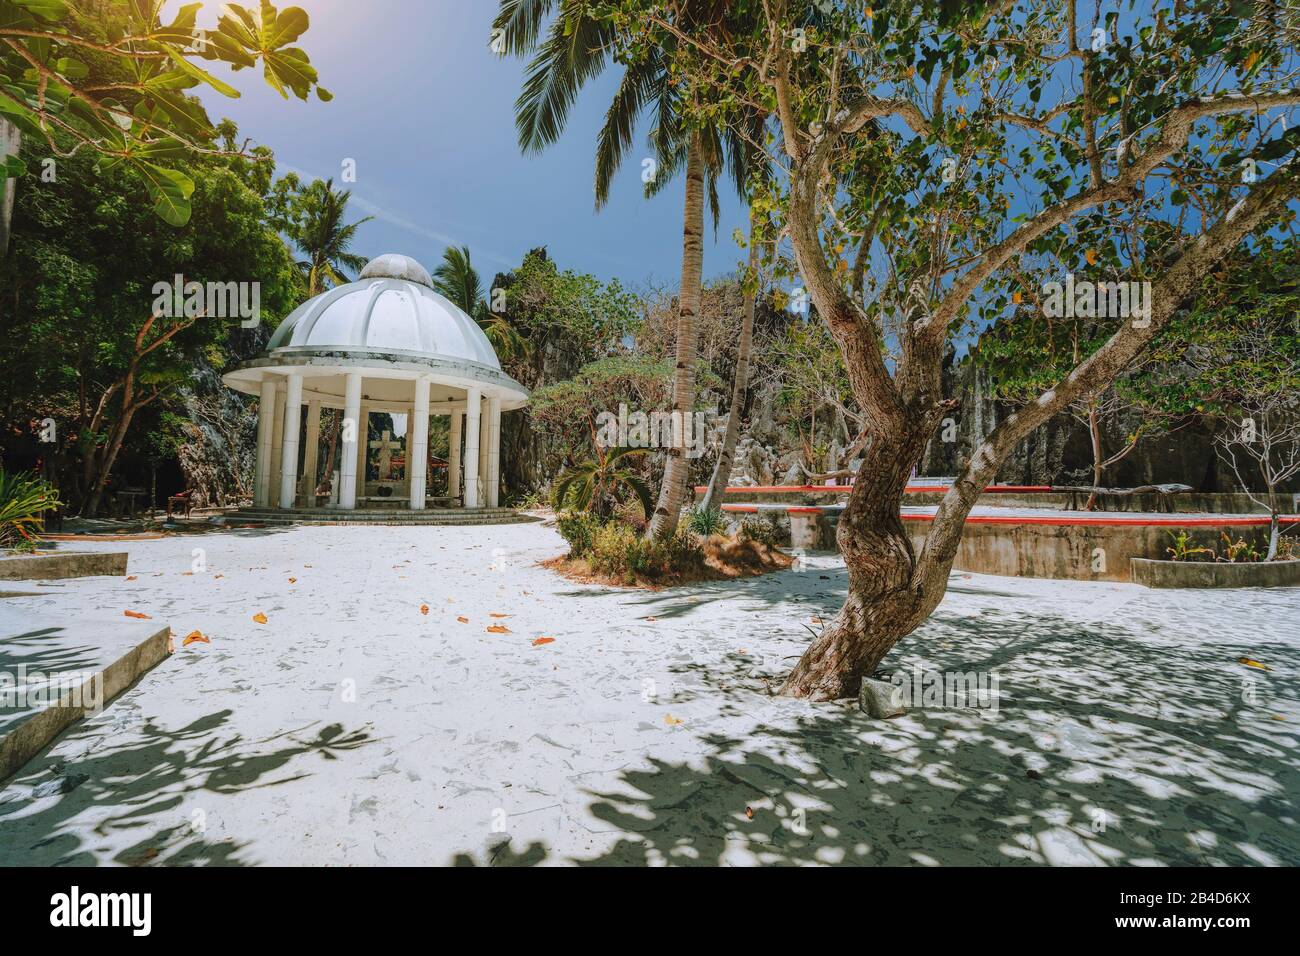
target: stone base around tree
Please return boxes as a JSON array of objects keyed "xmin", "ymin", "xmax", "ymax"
[{"xmin": 1130, "ymin": 557, "xmax": 1300, "ymax": 589}]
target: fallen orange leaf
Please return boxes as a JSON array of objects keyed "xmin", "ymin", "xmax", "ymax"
[
  {"xmin": 1239, "ymin": 657, "xmax": 1271, "ymax": 671},
  {"xmin": 457, "ymin": 615, "xmax": 469, "ymax": 623},
  {"xmin": 183, "ymin": 630, "xmax": 210, "ymax": 647},
  {"xmin": 126, "ymin": 575, "xmax": 138, "ymax": 581},
  {"xmin": 487, "ymin": 624, "xmax": 511, "ymax": 634},
  {"xmin": 124, "ymin": 610, "xmax": 151, "ymax": 620},
  {"xmin": 532, "ymin": 637, "xmax": 555, "ymax": 646},
  {"xmin": 420, "ymin": 604, "xmax": 430, "ymax": 615},
  {"xmin": 489, "ymin": 613, "xmax": 510, "ymax": 618},
  {"xmin": 664, "ymin": 714, "xmax": 683, "ymax": 726},
  {"xmin": 745, "ymin": 806, "xmax": 754, "ymax": 820},
  {"xmin": 288, "ymin": 577, "xmax": 297, "ymax": 584},
  {"xmin": 252, "ymin": 612, "xmax": 268, "ymax": 624}
]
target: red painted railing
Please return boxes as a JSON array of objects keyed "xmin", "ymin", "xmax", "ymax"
[{"xmin": 696, "ymin": 484, "xmax": 1054, "ymax": 495}]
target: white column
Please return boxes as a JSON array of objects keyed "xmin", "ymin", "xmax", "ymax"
[
  {"xmin": 268, "ymin": 386, "xmax": 285, "ymax": 500},
  {"xmin": 448, "ymin": 411, "xmax": 463, "ymax": 501},
  {"xmin": 339, "ymin": 373, "xmax": 362, "ymax": 509},
  {"xmin": 488, "ymin": 396, "xmax": 502, "ymax": 508},
  {"xmin": 254, "ymin": 378, "xmax": 276, "ymax": 506},
  {"xmin": 477, "ymin": 398, "xmax": 489, "ymax": 507},
  {"xmin": 409, "ymin": 378, "xmax": 430, "ymax": 510},
  {"xmin": 278, "ymin": 373, "xmax": 304, "ymax": 509},
  {"xmin": 302, "ymin": 400, "xmax": 321, "ymax": 508},
  {"xmin": 464, "ymin": 388, "xmax": 481, "ymax": 508},
  {"xmin": 355, "ymin": 402, "xmax": 370, "ymax": 502}
]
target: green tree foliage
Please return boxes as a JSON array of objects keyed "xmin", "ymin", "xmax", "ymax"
[
  {"xmin": 0, "ymin": 0, "xmax": 328, "ymax": 225},
  {"xmin": 491, "ymin": 247, "xmax": 640, "ymax": 388},
  {"xmin": 0, "ymin": 122, "xmax": 299, "ymax": 513}
]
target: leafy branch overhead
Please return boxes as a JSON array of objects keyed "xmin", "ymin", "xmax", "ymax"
[{"xmin": 0, "ymin": 0, "xmax": 329, "ymax": 223}]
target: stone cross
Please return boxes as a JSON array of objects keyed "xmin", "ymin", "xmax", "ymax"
[{"xmin": 370, "ymin": 430, "xmax": 403, "ymax": 480}]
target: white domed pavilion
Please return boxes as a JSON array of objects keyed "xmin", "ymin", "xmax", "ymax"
[{"xmin": 222, "ymin": 253, "xmax": 529, "ymax": 512}]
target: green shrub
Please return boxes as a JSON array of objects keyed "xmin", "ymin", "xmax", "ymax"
[
  {"xmin": 0, "ymin": 470, "xmax": 61, "ymax": 548},
  {"xmin": 587, "ymin": 521, "xmax": 640, "ymax": 577},
  {"xmin": 587, "ymin": 523, "xmax": 705, "ymax": 581},
  {"xmin": 662, "ymin": 531, "xmax": 706, "ymax": 572},
  {"xmin": 687, "ymin": 505, "xmax": 726, "ymax": 537},
  {"xmin": 738, "ymin": 514, "xmax": 783, "ymax": 548},
  {"xmin": 556, "ymin": 511, "xmax": 602, "ymax": 557}
]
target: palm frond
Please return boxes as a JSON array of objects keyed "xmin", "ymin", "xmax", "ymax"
[
  {"xmin": 515, "ymin": 6, "xmax": 614, "ymax": 153},
  {"xmin": 593, "ymin": 51, "xmax": 664, "ymax": 208},
  {"xmin": 493, "ymin": 0, "xmax": 558, "ymax": 56}
]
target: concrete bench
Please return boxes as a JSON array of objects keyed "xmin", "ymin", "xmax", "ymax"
[{"xmin": 721, "ymin": 502, "xmax": 843, "ymax": 550}]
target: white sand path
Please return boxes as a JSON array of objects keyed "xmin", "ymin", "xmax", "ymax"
[{"xmin": 0, "ymin": 521, "xmax": 1297, "ymax": 866}]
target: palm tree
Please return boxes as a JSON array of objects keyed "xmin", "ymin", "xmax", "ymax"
[
  {"xmin": 288, "ymin": 178, "xmax": 372, "ymax": 296},
  {"xmin": 699, "ymin": 222, "xmax": 761, "ymax": 512},
  {"xmin": 431, "ymin": 244, "xmax": 529, "ymax": 362},
  {"xmin": 495, "ymin": 0, "xmax": 762, "ymax": 537},
  {"xmin": 553, "ymin": 445, "xmax": 653, "ymax": 520}
]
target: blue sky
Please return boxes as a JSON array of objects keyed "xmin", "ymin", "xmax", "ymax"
[{"xmin": 191, "ymin": 0, "xmax": 749, "ymax": 286}]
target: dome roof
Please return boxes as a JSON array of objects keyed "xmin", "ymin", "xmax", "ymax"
[
  {"xmin": 358, "ymin": 252, "xmax": 434, "ymax": 288},
  {"xmin": 267, "ymin": 254, "xmax": 500, "ymax": 369}
]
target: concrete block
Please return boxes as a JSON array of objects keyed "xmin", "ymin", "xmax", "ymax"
[
  {"xmin": 0, "ymin": 551, "xmax": 128, "ymax": 581},
  {"xmin": 1, "ymin": 607, "xmax": 171, "ymax": 784}
]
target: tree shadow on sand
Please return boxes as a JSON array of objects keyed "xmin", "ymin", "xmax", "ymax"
[
  {"xmin": 0, "ymin": 710, "xmax": 374, "ymax": 866},
  {"xmin": 457, "ymin": 578, "xmax": 1300, "ymax": 866}
]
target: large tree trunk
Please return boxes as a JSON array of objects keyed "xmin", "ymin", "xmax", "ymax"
[
  {"xmin": 647, "ymin": 131, "xmax": 706, "ymax": 538},
  {"xmin": 83, "ymin": 404, "xmax": 137, "ymax": 518},
  {"xmin": 779, "ymin": 421, "xmax": 937, "ymax": 699},
  {"xmin": 701, "ymin": 218, "xmax": 759, "ymax": 512},
  {"xmin": 0, "ymin": 119, "xmax": 19, "ymax": 257}
]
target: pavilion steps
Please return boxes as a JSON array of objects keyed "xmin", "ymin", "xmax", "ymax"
[{"xmin": 220, "ymin": 507, "xmax": 539, "ymax": 527}]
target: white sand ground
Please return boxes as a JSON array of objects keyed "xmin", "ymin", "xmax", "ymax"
[{"xmin": 0, "ymin": 520, "xmax": 1297, "ymax": 867}]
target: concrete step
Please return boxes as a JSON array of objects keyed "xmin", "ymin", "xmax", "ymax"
[{"xmin": 217, "ymin": 508, "xmax": 539, "ymax": 528}]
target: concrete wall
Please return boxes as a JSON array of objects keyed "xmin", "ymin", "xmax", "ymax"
[
  {"xmin": 734, "ymin": 488, "xmax": 1277, "ymax": 514},
  {"xmin": 900, "ymin": 521, "xmax": 1274, "ymax": 583}
]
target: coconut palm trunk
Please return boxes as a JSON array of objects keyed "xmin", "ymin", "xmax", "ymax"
[
  {"xmin": 647, "ymin": 131, "xmax": 706, "ymax": 538},
  {"xmin": 701, "ymin": 217, "xmax": 759, "ymax": 512}
]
